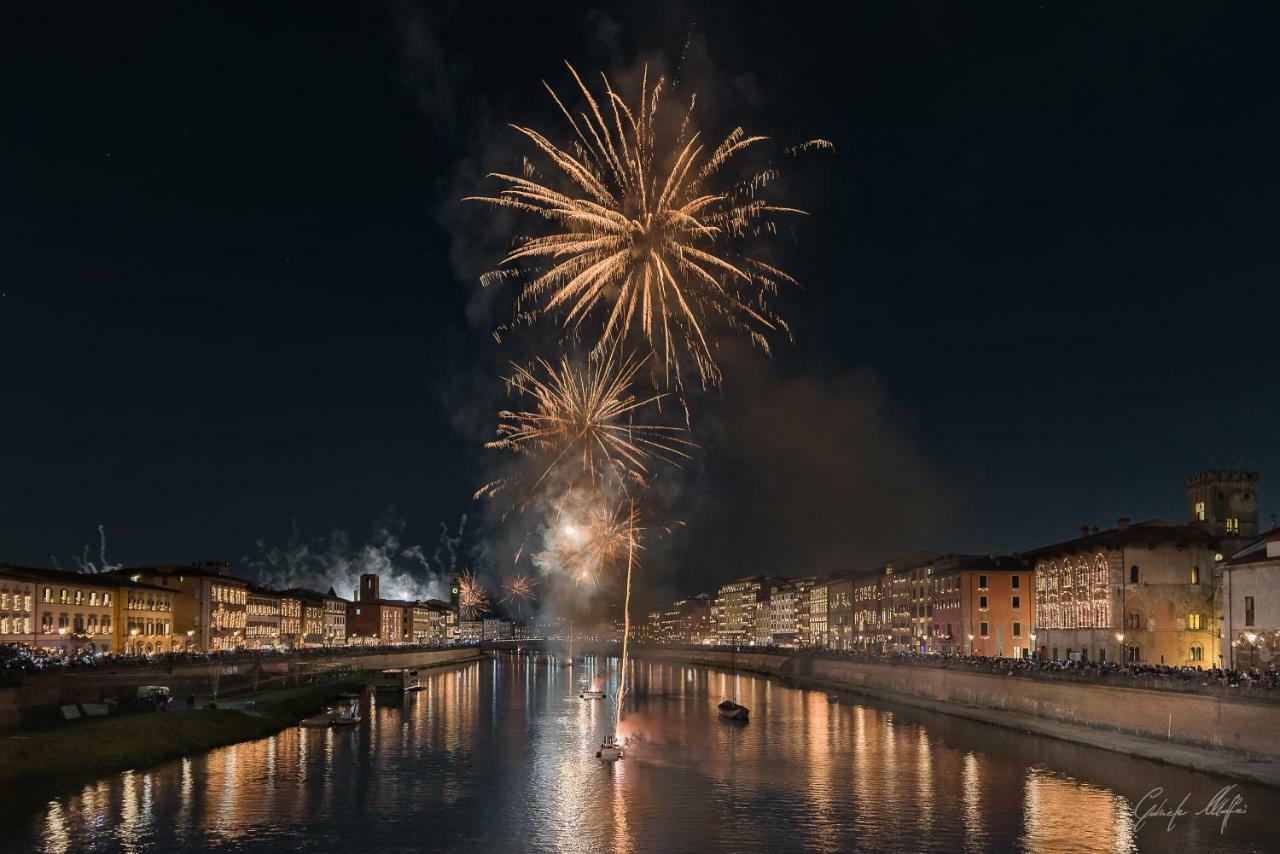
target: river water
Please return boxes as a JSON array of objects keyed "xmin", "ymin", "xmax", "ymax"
[{"xmin": 6, "ymin": 654, "xmax": 1276, "ymax": 852}]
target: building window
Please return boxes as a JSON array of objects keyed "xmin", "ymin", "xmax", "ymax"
[
  {"xmin": 1190, "ymin": 644, "xmax": 1204, "ymax": 662},
  {"xmin": 1011, "ymin": 575, "xmax": 1020, "ymax": 589},
  {"xmin": 1129, "ymin": 566, "xmax": 1140, "ymax": 584},
  {"xmin": 1127, "ymin": 612, "xmax": 1142, "ymax": 630},
  {"xmin": 60, "ymin": 589, "xmax": 69, "ymax": 604},
  {"xmin": 979, "ymin": 596, "xmax": 988, "ymax": 610},
  {"xmin": 42, "ymin": 587, "xmax": 52, "ymax": 603},
  {"xmin": 1226, "ymin": 518, "xmax": 1240, "ymax": 534},
  {"xmin": 1187, "ymin": 613, "xmax": 1203, "ymax": 631},
  {"xmin": 1244, "ymin": 596, "xmax": 1255, "ymax": 627},
  {"xmin": 978, "ymin": 575, "xmax": 988, "ymax": 589},
  {"xmin": 1011, "ymin": 596, "xmax": 1021, "ymax": 610},
  {"xmin": 980, "ymin": 621, "xmax": 989, "ymax": 637},
  {"xmin": 1127, "ymin": 645, "xmax": 1140, "ymax": 663},
  {"xmin": 1190, "ymin": 566, "xmax": 1200, "ymax": 585},
  {"xmin": 1194, "ymin": 501, "xmax": 1205, "ymax": 521},
  {"xmin": 103, "ymin": 592, "xmax": 111, "ymax": 606},
  {"xmin": 1013, "ymin": 622, "xmax": 1022, "ymax": 637}
]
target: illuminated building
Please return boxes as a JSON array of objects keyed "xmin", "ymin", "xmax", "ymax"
[
  {"xmin": 924, "ymin": 554, "xmax": 1033, "ymax": 657},
  {"xmin": 246, "ymin": 586, "xmax": 283, "ymax": 648},
  {"xmin": 0, "ymin": 569, "xmax": 35, "ymax": 646},
  {"xmin": 458, "ymin": 620, "xmax": 483, "ymax": 643},
  {"xmin": 1221, "ymin": 529, "xmax": 1280, "ymax": 669},
  {"xmin": 660, "ymin": 594, "xmax": 712, "ymax": 644},
  {"xmin": 276, "ymin": 588, "xmax": 328, "ymax": 647},
  {"xmin": 323, "ymin": 587, "xmax": 348, "ymax": 645},
  {"xmin": 808, "ymin": 583, "xmax": 827, "ymax": 647},
  {"xmin": 769, "ymin": 578, "xmax": 815, "ymax": 646},
  {"xmin": 113, "ymin": 563, "xmax": 249, "ymax": 652},
  {"xmin": 346, "ymin": 574, "xmax": 403, "ymax": 644},
  {"xmin": 713, "ymin": 577, "xmax": 785, "ymax": 646},
  {"xmin": 116, "ymin": 578, "xmax": 176, "ymax": 654},
  {"xmin": 2, "ymin": 565, "xmax": 118, "ymax": 654},
  {"xmin": 423, "ymin": 599, "xmax": 455, "ymax": 645},
  {"xmin": 1028, "ymin": 471, "xmax": 1256, "ymax": 666}
]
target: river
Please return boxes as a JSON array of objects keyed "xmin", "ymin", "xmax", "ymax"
[{"xmin": 6, "ymin": 654, "xmax": 1276, "ymax": 852}]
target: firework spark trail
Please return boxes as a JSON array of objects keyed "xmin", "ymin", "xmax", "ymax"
[
  {"xmin": 466, "ymin": 61, "xmax": 829, "ymax": 388},
  {"xmin": 458, "ymin": 569, "xmax": 489, "ymax": 620},
  {"xmin": 614, "ymin": 499, "xmax": 637, "ymax": 733},
  {"xmin": 475, "ymin": 349, "xmax": 693, "ymax": 517}
]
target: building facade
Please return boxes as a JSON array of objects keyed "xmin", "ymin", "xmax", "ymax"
[
  {"xmin": 116, "ymin": 579, "xmax": 176, "ymax": 654},
  {"xmin": 1221, "ymin": 530, "xmax": 1280, "ymax": 669},
  {"xmin": 0, "ymin": 569, "xmax": 36, "ymax": 647}
]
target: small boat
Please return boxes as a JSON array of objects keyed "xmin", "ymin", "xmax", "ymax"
[
  {"xmin": 301, "ymin": 700, "xmax": 361, "ymax": 727},
  {"xmin": 580, "ymin": 689, "xmax": 606, "ymax": 700},
  {"xmin": 596, "ymin": 734, "xmax": 624, "ymax": 761},
  {"xmin": 826, "ymin": 693, "xmax": 840, "ymax": 703},
  {"xmin": 718, "ymin": 698, "xmax": 750, "ymax": 722}
]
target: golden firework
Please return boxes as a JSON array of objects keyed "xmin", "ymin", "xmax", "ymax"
[
  {"xmin": 457, "ymin": 569, "xmax": 489, "ymax": 620},
  {"xmin": 500, "ymin": 572, "xmax": 539, "ymax": 615},
  {"xmin": 539, "ymin": 491, "xmax": 641, "ymax": 588},
  {"xmin": 475, "ymin": 349, "xmax": 693, "ymax": 510},
  {"xmin": 466, "ymin": 62, "xmax": 829, "ymax": 387}
]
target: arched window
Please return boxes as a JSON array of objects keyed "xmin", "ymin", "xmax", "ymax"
[
  {"xmin": 1127, "ymin": 611, "xmax": 1142, "ymax": 630},
  {"xmin": 1127, "ymin": 645, "xmax": 1141, "ymax": 663},
  {"xmin": 1129, "ymin": 566, "xmax": 1140, "ymax": 584},
  {"xmin": 1189, "ymin": 644, "xmax": 1204, "ymax": 662}
]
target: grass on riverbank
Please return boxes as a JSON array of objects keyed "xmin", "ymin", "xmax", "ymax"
[{"xmin": 0, "ymin": 677, "xmax": 370, "ymax": 786}]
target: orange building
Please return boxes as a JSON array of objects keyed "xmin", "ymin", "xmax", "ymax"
[
  {"xmin": 928, "ymin": 554, "xmax": 1034, "ymax": 658},
  {"xmin": 115, "ymin": 562, "xmax": 249, "ymax": 651}
]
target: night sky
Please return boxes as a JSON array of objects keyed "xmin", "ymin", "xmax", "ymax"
[{"xmin": 3, "ymin": 3, "xmax": 1277, "ymax": 603}]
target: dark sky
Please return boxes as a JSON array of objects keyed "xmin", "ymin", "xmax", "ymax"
[{"xmin": 3, "ymin": 2, "xmax": 1277, "ymax": 602}]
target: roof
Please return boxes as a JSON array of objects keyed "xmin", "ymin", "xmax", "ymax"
[
  {"xmin": 0, "ymin": 563, "xmax": 173, "ymax": 593},
  {"xmin": 932, "ymin": 553, "xmax": 1032, "ymax": 573},
  {"xmin": 117, "ymin": 564, "xmax": 250, "ymax": 584},
  {"xmin": 1021, "ymin": 519, "xmax": 1216, "ymax": 560},
  {"xmin": 1224, "ymin": 528, "xmax": 1280, "ymax": 567}
]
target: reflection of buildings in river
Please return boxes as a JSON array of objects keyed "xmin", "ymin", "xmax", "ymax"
[
  {"xmin": 915, "ymin": 726, "xmax": 934, "ymax": 835},
  {"xmin": 177, "ymin": 757, "xmax": 193, "ymax": 845},
  {"xmin": 43, "ymin": 799, "xmax": 70, "ymax": 854},
  {"xmin": 1022, "ymin": 767, "xmax": 1135, "ymax": 853}
]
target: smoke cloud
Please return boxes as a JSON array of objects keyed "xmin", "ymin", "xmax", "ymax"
[{"xmin": 242, "ymin": 510, "xmax": 466, "ymax": 602}]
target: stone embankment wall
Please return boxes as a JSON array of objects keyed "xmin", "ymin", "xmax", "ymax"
[
  {"xmin": 633, "ymin": 648, "xmax": 1280, "ymax": 761},
  {"xmin": 0, "ymin": 647, "xmax": 485, "ymax": 727}
]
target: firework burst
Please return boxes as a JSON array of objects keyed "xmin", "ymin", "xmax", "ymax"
[
  {"xmin": 457, "ymin": 569, "xmax": 490, "ymax": 620},
  {"xmin": 466, "ymin": 62, "xmax": 830, "ymax": 387},
  {"xmin": 537, "ymin": 490, "xmax": 641, "ymax": 588},
  {"xmin": 500, "ymin": 572, "xmax": 539, "ymax": 615},
  {"xmin": 475, "ymin": 349, "xmax": 692, "ymax": 512}
]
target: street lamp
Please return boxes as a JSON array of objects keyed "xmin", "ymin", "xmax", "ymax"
[
  {"xmin": 1115, "ymin": 632, "xmax": 1125, "ymax": 664},
  {"xmin": 967, "ymin": 633, "xmax": 975, "ymax": 655},
  {"xmin": 1245, "ymin": 632, "xmax": 1259, "ymax": 670}
]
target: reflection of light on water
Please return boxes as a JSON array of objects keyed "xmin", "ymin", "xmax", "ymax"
[
  {"xmin": 43, "ymin": 800, "xmax": 70, "ymax": 854},
  {"xmin": 963, "ymin": 752, "xmax": 982, "ymax": 851},
  {"xmin": 119, "ymin": 770, "xmax": 141, "ymax": 851},
  {"xmin": 916, "ymin": 727, "xmax": 933, "ymax": 834},
  {"xmin": 176, "ymin": 758, "xmax": 193, "ymax": 845},
  {"xmin": 1022, "ymin": 767, "xmax": 1135, "ymax": 854}
]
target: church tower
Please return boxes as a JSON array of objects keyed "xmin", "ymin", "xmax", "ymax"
[{"xmin": 1186, "ymin": 470, "xmax": 1260, "ymax": 539}]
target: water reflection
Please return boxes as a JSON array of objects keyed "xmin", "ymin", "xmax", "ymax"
[{"xmin": 6, "ymin": 655, "xmax": 1276, "ymax": 853}]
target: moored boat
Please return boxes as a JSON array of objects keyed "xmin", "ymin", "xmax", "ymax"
[
  {"xmin": 718, "ymin": 698, "xmax": 749, "ymax": 722},
  {"xmin": 596, "ymin": 734, "xmax": 624, "ymax": 761},
  {"xmin": 580, "ymin": 689, "xmax": 606, "ymax": 700}
]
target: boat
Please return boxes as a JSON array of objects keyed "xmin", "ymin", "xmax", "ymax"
[
  {"xmin": 580, "ymin": 689, "xmax": 606, "ymax": 700},
  {"xmin": 300, "ymin": 700, "xmax": 361, "ymax": 727},
  {"xmin": 596, "ymin": 734, "xmax": 624, "ymax": 761},
  {"xmin": 374, "ymin": 668, "xmax": 422, "ymax": 693},
  {"xmin": 717, "ymin": 646, "xmax": 750, "ymax": 722},
  {"xmin": 827, "ymin": 693, "xmax": 840, "ymax": 703}
]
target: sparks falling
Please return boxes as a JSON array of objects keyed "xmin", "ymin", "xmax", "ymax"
[
  {"xmin": 457, "ymin": 569, "xmax": 490, "ymax": 620},
  {"xmin": 475, "ymin": 349, "xmax": 692, "ymax": 513},
  {"xmin": 466, "ymin": 61, "xmax": 830, "ymax": 387},
  {"xmin": 537, "ymin": 490, "xmax": 640, "ymax": 588}
]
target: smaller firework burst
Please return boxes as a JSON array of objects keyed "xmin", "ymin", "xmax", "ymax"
[
  {"xmin": 544, "ymin": 493, "xmax": 641, "ymax": 587},
  {"xmin": 457, "ymin": 569, "xmax": 490, "ymax": 620},
  {"xmin": 500, "ymin": 572, "xmax": 539, "ymax": 616}
]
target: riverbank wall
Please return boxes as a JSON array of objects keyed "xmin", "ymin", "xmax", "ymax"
[
  {"xmin": 632, "ymin": 648, "xmax": 1280, "ymax": 783},
  {"xmin": 0, "ymin": 647, "xmax": 486, "ymax": 728}
]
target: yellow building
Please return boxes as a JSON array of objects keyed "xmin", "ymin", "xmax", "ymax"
[{"xmin": 116, "ymin": 579, "xmax": 177, "ymax": 654}]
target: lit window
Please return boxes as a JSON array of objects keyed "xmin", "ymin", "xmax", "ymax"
[
  {"xmin": 1187, "ymin": 613, "xmax": 1203, "ymax": 630},
  {"xmin": 43, "ymin": 587, "xmax": 52, "ymax": 603},
  {"xmin": 1194, "ymin": 501, "xmax": 1205, "ymax": 521},
  {"xmin": 1189, "ymin": 644, "xmax": 1203, "ymax": 662},
  {"xmin": 1226, "ymin": 518, "xmax": 1240, "ymax": 534},
  {"xmin": 1190, "ymin": 566, "xmax": 1200, "ymax": 585}
]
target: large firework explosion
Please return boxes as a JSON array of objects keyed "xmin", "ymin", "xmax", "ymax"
[
  {"xmin": 467, "ymin": 61, "xmax": 828, "ymax": 388},
  {"xmin": 457, "ymin": 569, "xmax": 490, "ymax": 620},
  {"xmin": 475, "ymin": 349, "xmax": 692, "ymax": 515},
  {"xmin": 500, "ymin": 572, "xmax": 539, "ymax": 616}
]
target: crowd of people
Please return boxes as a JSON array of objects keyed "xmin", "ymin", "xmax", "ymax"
[
  {"xmin": 0, "ymin": 640, "xmax": 463, "ymax": 684},
  {"xmin": 812, "ymin": 646, "xmax": 1280, "ymax": 694}
]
